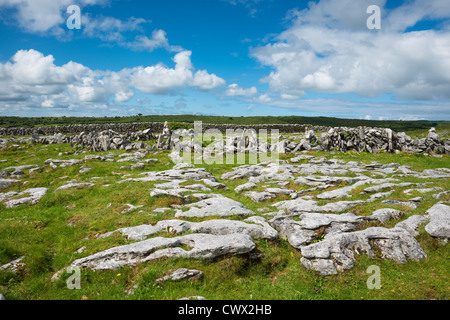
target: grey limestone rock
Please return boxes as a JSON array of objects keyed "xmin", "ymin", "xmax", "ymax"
[
  {"xmin": 3, "ymin": 188, "xmax": 47, "ymax": 208},
  {"xmin": 100, "ymin": 216, "xmax": 278, "ymax": 241},
  {"xmin": 300, "ymin": 227, "xmax": 427, "ymax": 275},
  {"xmin": 234, "ymin": 182, "xmax": 257, "ymax": 193},
  {"xmin": 71, "ymin": 233, "xmax": 256, "ymax": 270},
  {"xmin": 0, "ymin": 178, "xmax": 20, "ymax": 190},
  {"xmin": 55, "ymin": 182, "xmax": 95, "ymax": 192},
  {"xmin": 424, "ymin": 203, "xmax": 450, "ymax": 242},
  {"xmin": 244, "ymin": 191, "xmax": 276, "ymax": 202},
  {"xmin": 175, "ymin": 195, "xmax": 254, "ymax": 218},
  {"xmin": 272, "ymin": 197, "xmax": 365, "ymax": 214},
  {"xmin": 395, "ymin": 215, "xmax": 429, "ymax": 237},
  {"xmin": 156, "ymin": 268, "xmax": 203, "ymax": 283}
]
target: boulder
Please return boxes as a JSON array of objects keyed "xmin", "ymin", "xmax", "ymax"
[{"xmin": 424, "ymin": 203, "xmax": 450, "ymax": 242}]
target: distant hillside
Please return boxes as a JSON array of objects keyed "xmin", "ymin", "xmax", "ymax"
[{"xmin": 0, "ymin": 115, "xmax": 447, "ymax": 132}]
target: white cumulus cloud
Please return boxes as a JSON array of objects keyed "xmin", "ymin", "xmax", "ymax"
[
  {"xmin": 225, "ymin": 83, "xmax": 258, "ymax": 97},
  {"xmin": 251, "ymin": 0, "xmax": 450, "ymax": 101},
  {"xmin": 129, "ymin": 50, "xmax": 225, "ymax": 94},
  {"xmin": 0, "ymin": 49, "xmax": 225, "ymax": 114}
]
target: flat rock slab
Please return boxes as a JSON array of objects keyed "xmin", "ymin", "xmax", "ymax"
[
  {"xmin": 3, "ymin": 188, "xmax": 47, "ymax": 208},
  {"xmin": 189, "ymin": 216, "xmax": 278, "ymax": 240},
  {"xmin": 45, "ymin": 159, "xmax": 83, "ymax": 167},
  {"xmin": 272, "ymin": 198, "xmax": 365, "ymax": 214},
  {"xmin": 316, "ymin": 178, "xmax": 397, "ymax": 200},
  {"xmin": 155, "ymin": 268, "xmax": 203, "ymax": 283},
  {"xmin": 381, "ymin": 199, "xmax": 418, "ymax": 210},
  {"xmin": 0, "ymin": 179, "xmax": 21, "ymax": 190},
  {"xmin": 300, "ymin": 227, "xmax": 427, "ymax": 275},
  {"xmin": 0, "ymin": 256, "xmax": 25, "ymax": 273},
  {"xmin": 120, "ymin": 167, "xmax": 215, "ymax": 183},
  {"xmin": 72, "ymin": 233, "xmax": 256, "ymax": 270},
  {"xmin": 175, "ymin": 195, "xmax": 254, "ymax": 218},
  {"xmin": 234, "ymin": 182, "xmax": 257, "ymax": 193},
  {"xmin": 55, "ymin": 183, "xmax": 95, "ymax": 192},
  {"xmin": 101, "ymin": 216, "xmax": 278, "ymax": 241},
  {"xmin": 367, "ymin": 208, "xmax": 404, "ymax": 224},
  {"xmin": 244, "ymin": 191, "xmax": 276, "ymax": 202}
]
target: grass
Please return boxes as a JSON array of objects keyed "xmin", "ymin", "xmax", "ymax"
[{"xmin": 0, "ymin": 133, "xmax": 449, "ymax": 300}]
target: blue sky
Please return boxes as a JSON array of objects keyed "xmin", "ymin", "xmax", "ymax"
[{"xmin": 0, "ymin": 0, "xmax": 449, "ymax": 120}]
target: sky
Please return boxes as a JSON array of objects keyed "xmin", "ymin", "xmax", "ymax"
[{"xmin": 0, "ymin": 0, "xmax": 449, "ymax": 120}]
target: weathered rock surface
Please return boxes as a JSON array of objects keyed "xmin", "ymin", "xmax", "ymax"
[
  {"xmin": 300, "ymin": 227, "xmax": 427, "ymax": 275},
  {"xmin": 269, "ymin": 212, "xmax": 366, "ymax": 248},
  {"xmin": 55, "ymin": 183, "xmax": 95, "ymax": 192},
  {"xmin": 120, "ymin": 167, "xmax": 215, "ymax": 183},
  {"xmin": 0, "ymin": 256, "xmax": 25, "ymax": 273},
  {"xmin": 72, "ymin": 233, "xmax": 256, "ymax": 270},
  {"xmin": 367, "ymin": 208, "xmax": 404, "ymax": 224},
  {"xmin": 100, "ymin": 216, "xmax": 278, "ymax": 241},
  {"xmin": 396, "ymin": 215, "xmax": 429, "ymax": 237},
  {"xmin": 234, "ymin": 182, "xmax": 257, "ymax": 193},
  {"xmin": 424, "ymin": 203, "xmax": 450, "ymax": 242},
  {"xmin": 2, "ymin": 188, "xmax": 47, "ymax": 208},
  {"xmin": 244, "ymin": 191, "xmax": 276, "ymax": 202},
  {"xmin": 175, "ymin": 195, "xmax": 254, "ymax": 218},
  {"xmin": 272, "ymin": 197, "xmax": 366, "ymax": 214},
  {"xmin": 0, "ymin": 178, "xmax": 20, "ymax": 190},
  {"xmin": 155, "ymin": 268, "xmax": 203, "ymax": 283}
]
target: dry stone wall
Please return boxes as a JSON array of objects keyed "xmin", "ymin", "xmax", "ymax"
[
  {"xmin": 1, "ymin": 122, "xmax": 449, "ymax": 154},
  {"xmin": 0, "ymin": 122, "xmax": 328, "ymax": 136}
]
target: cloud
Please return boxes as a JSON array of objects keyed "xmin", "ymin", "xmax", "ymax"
[
  {"xmin": 191, "ymin": 70, "xmax": 226, "ymax": 90},
  {"xmin": 129, "ymin": 50, "xmax": 225, "ymax": 94},
  {"xmin": 0, "ymin": 0, "xmax": 181, "ymax": 53},
  {"xmin": 127, "ymin": 29, "xmax": 184, "ymax": 52},
  {"xmin": 0, "ymin": 49, "xmax": 225, "ymax": 114},
  {"xmin": 82, "ymin": 14, "xmax": 149, "ymax": 43},
  {"xmin": 251, "ymin": 0, "xmax": 450, "ymax": 102},
  {"xmin": 384, "ymin": 0, "xmax": 450, "ymax": 32},
  {"xmin": 252, "ymin": 93, "xmax": 272, "ymax": 104},
  {"xmin": 225, "ymin": 83, "xmax": 258, "ymax": 97}
]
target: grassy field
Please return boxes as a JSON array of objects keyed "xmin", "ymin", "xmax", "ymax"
[{"xmin": 0, "ymin": 134, "xmax": 449, "ymax": 300}]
